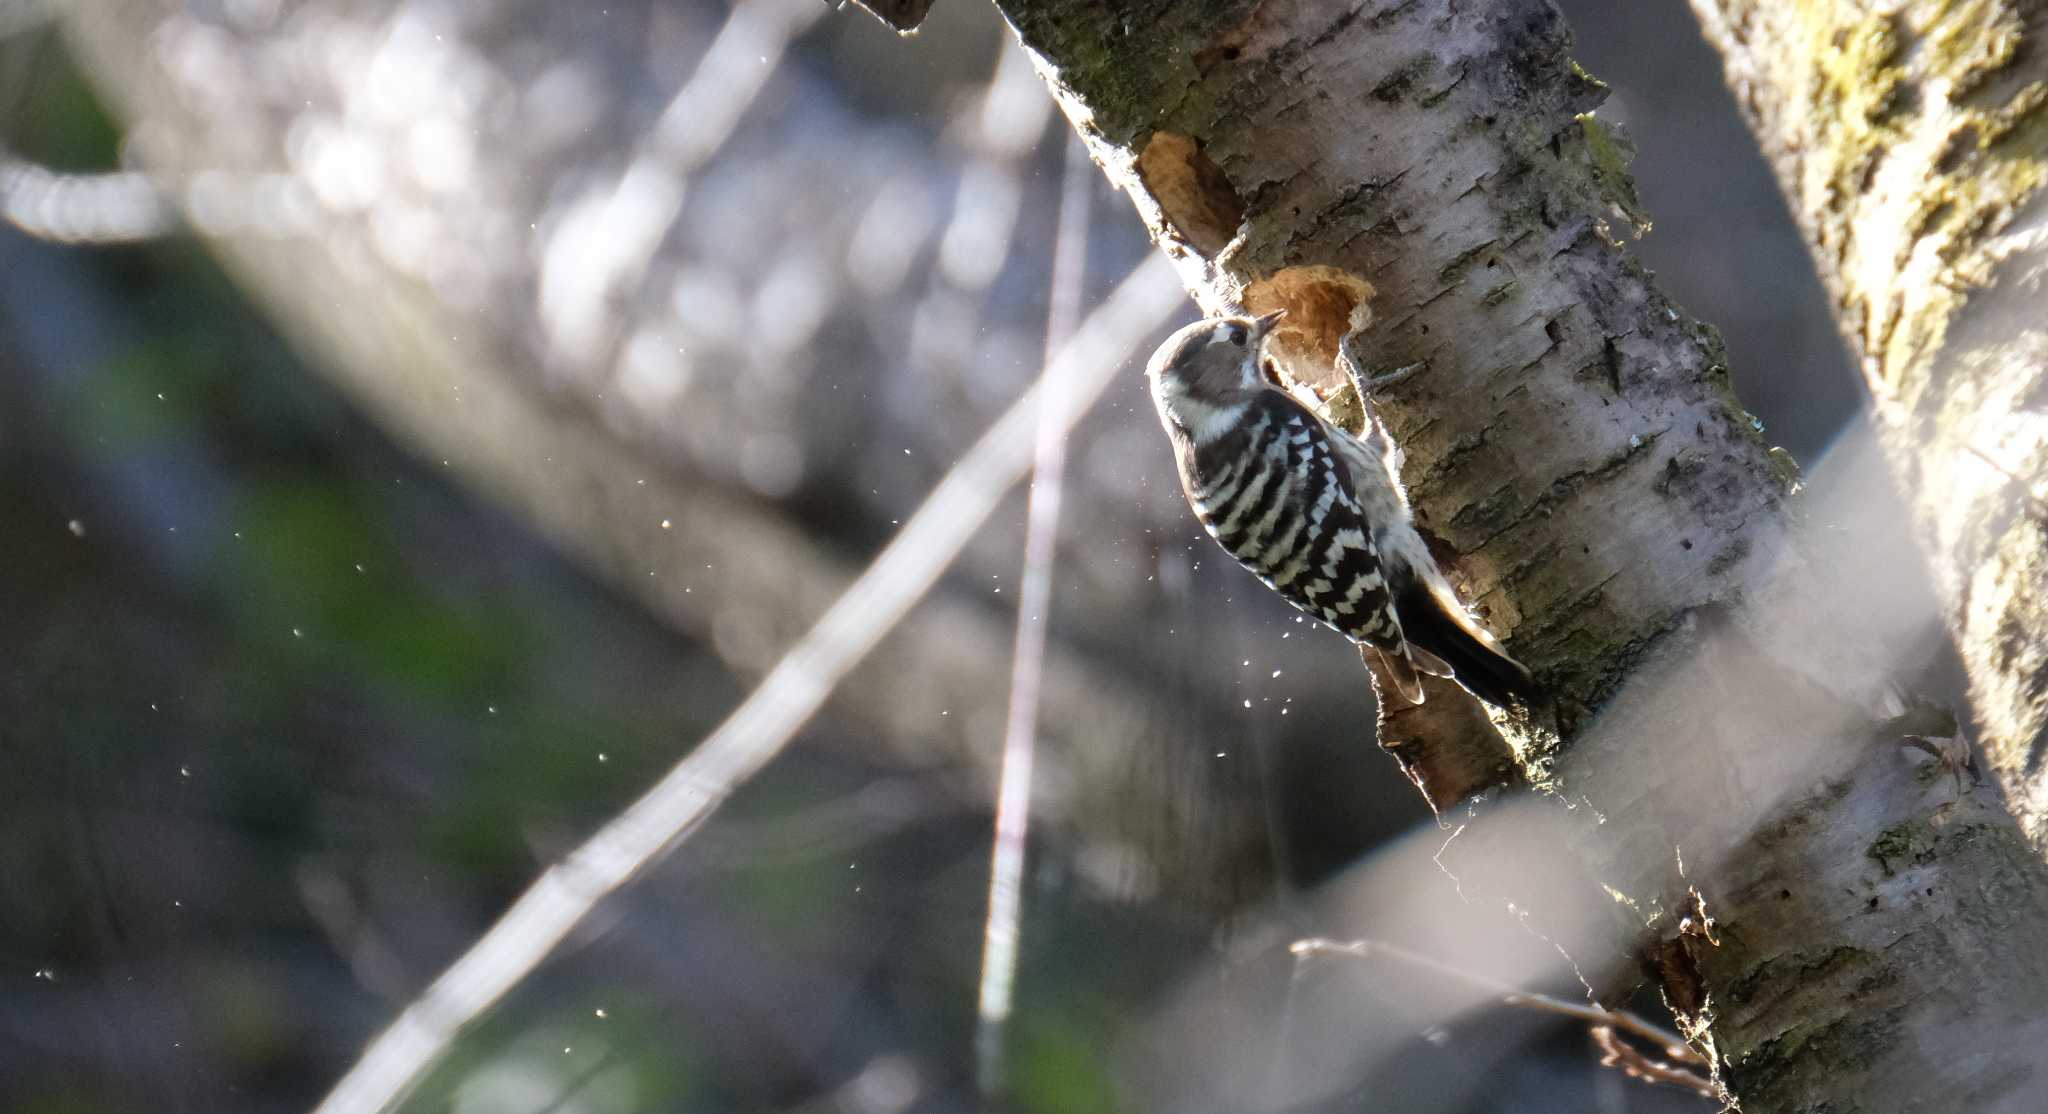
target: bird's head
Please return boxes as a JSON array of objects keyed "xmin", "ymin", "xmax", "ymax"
[{"xmin": 1145, "ymin": 311, "xmax": 1284, "ymax": 443}]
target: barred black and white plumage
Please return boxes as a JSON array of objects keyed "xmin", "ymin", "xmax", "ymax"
[
  {"xmin": 1184, "ymin": 395, "xmax": 1401, "ymax": 642},
  {"xmin": 1146, "ymin": 312, "xmax": 1538, "ymax": 709}
]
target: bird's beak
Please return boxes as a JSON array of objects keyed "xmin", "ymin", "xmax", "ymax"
[{"xmin": 1250, "ymin": 309, "xmax": 1286, "ymax": 341}]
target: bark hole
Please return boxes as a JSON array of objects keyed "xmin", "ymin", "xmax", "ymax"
[
  {"xmin": 1244, "ymin": 264, "xmax": 1377, "ymax": 391},
  {"xmin": 1644, "ymin": 885, "xmax": 1719, "ymax": 1019},
  {"xmin": 1135, "ymin": 131, "xmax": 1246, "ymax": 257}
]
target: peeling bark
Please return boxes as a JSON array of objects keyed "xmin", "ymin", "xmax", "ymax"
[
  {"xmin": 1007, "ymin": 0, "xmax": 1783, "ymax": 738},
  {"xmin": 1679, "ymin": 2, "xmax": 2048, "ymax": 1100},
  {"xmin": 999, "ymin": 0, "xmax": 2048, "ymax": 1108}
]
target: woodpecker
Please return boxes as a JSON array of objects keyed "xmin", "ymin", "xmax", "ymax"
[{"xmin": 1145, "ymin": 311, "xmax": 1538, "ymax": 709}]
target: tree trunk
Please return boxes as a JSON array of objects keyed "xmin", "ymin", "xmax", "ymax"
[
  {"xmin": 1690, "ymin": 0, "xmax": 2048, "ymax": 850},
  {"xmin": 995, "ymin": 0, "xmax": 2048, "ymax": 1108}
]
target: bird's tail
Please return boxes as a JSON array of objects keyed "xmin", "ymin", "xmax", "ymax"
[{"xmin": 1391, "ymin": 576, "xmax": 1540, "ymax": 710}]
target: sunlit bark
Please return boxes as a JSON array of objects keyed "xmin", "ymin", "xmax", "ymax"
[
  {"xmin": 1692, "ymin": 0, "xmax": 2048, "ymax": 849},
  {"xmin": 1691, "ymin": 2, "xmax": 2048, "ymax": 1100},
  {"xmin": 995, "ymin": 0, "xmax": 2048, "ymax": 1108}
]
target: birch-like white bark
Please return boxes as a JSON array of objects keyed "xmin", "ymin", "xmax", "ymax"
[
  {"xmin": 1691, "ymin": 0, "xmax": 2048, "ymax": 847},
  {"xmin": 995, "ymin": 0, "xmax": 2048, "ymax": 1107}
]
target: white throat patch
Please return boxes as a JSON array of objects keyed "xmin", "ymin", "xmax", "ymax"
[{"xmin": 1168, "ymin": 395, "xmax": 1250, "ymax": 445}]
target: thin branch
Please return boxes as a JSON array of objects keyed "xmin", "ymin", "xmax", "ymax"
[
  {"xmin": 538, "ymin": 0, "xmax": 825, "ymax": 367},
  {"xmin": 1290, "ymin": 936, "xmax": 1716, "ymax": 1096},
  {"xmin": 308, "ymin": 253, "xmax": 1186, "ymax": 1114},
  {"xmin": 683, "ymin": 777, "xmax": 949, "ymax": 869},
  {"xmin": 0, "ymin": 151, "xmax": 172, "ymax": 243},
  {"xmin": 974, "ymin": 130, "xmax": 1092, "ymax": 1097},
  {"xmin": 1591, "ymin": 1024, "xmax": 1720, "ymax": 1100},
  {"xmin": 1964, "ymin": 444, "xmax": 2048, "ymax": 521},
  {"xmin": 14, "ymin": 0, "xmax": 819, "ymax": 255}
]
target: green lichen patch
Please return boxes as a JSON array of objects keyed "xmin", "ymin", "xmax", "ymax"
[
  {"xmin": 1867, "ymin": 814, "xmax": 2002, "ymax": 876},
  {"xmin": 1766, "ymin": 446, "xmax": 1804, "ymax": 495},
  {"xmin": 1717, "ymin": 944, "xmax": 1875, "ymax": 1011},
  {"xmin": 1815, "ymin": 10, "xmax": 1909, "ymax": 133},
  {"xmin": 1787, "ymin": 0, "xmax": 2048, "ymax": 386},
  {"xmin": 1867, "ymin": 820, "xmax": 1936, "ymax": 875},
  {"xmin": 1729, "ymin": 1006, "xmax": 1901, "ymax": 1097},
  {"xmin": 1000, "ymin": 1, "xmax": 1242, "ymax": 147},
  {"xmin": 1568, "ymin": 113, "xmax": 1653, "ymax": 234}
]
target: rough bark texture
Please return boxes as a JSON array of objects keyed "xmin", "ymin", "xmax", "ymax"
[
  {"xmin": 1687, "ymin": 2, "xmax": 2048, "ymax": 1099},
  {"xmin": 996, "ymin": 0, "xmax": 2048, "ymax": 1108},
  {"xmin": 1691, "ymin": 0, "xmax": 2048, "ymax": 851},
  {"xmin": 1008, "ymin": 0, "xmax": 1787, "ymax": 759}
]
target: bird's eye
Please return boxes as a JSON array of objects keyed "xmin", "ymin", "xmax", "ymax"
[{"xmin": 1224, "ymin": 323, "xmax": 1247, "ymax": 347}]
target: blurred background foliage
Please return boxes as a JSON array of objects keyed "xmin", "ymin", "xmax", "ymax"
[{"xmin": 1, "ymin": 1, "xmax": 1855, "ymax": 1111}]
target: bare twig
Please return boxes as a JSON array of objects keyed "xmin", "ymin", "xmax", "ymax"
[
  {"xmin": 0, "ymin": 151, "xmax": 172, "ymax": 243},
  {"xmin": 684, "ymin": 777, "xmax": 949, "ymax": 868},
  {"xmin": 310, "ymin": 254, "xmax": 1185, "ymax": 1114},
  {"xmin": 1964, "ymin": 444, "xmax": 2048, "ymax": 521},
  {"xmin": 1290, "ymin": 936, "xmax": 1717, "ymax": 1098},
  {"xmin": 974, "ymin": 130, "xmax": 1091, "ymax": 1097},
  {"xmin": 538, "ymin": 0, "xmax": 826, "ymax": 367},
  {"xmin": 1591, "ymin": 1024, "xmax": 1719, "ymax": 1099}
]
